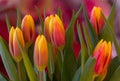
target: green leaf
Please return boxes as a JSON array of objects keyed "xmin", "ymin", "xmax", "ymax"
[
  {"xmin": 77, "ymin": 51, "xmax": 81, "ymax": 68},
  {"xmin": 54, "ymin": 50, "xmax": 62, "ymax": 81},
  {"xmin": 83, "ymin": 5, "xmax": 99, "ymax": 47},
  {"xmin": 80, "ymin": 57, "xmax": 96, "ymax": 81},
  {"xmin": 99, "ymin": 26, "xmax": 113, "ymax": 42},
  {"xmin": 35, "ymin": 6, "xmax": 44, "ymax": 34},
  {"xmin": 5, "ymin": 15, "xmax": 11, "ymax": 32},
  {"xmin": 0, "ymin": 73, "xmax": 8, "ymax": 81},
  {"xmin": 61, "ymin": 5, "xmax": 83, "ymax": 81},
  {"xmin": 61, "ymin": 47, "xmax": 77, "ymax": 81},
  {"xmin": 107, "ymin": 0, "xmax": 116, "ymax": 29},
  {"xmin": 16, "ymin": 8, "xmax": 21, "ymax": 28},
  {"xmin": 28, "ymin": 43, "xmax": 34, "ymax": 65},
  {"xmin": 66, "ymin": 4, "xmax": 83, "ymax": 47},
  {"xmin": 47, "ymin": 44, "xmax": 54, "ymax": 81},
  {"xmin": 82, "ymin": 23, "xmax": 93, "ymax": 56},
  {"xmin": 100, "ymin": 12, "xmax": 120, "ymax": 60},
  {"xmin": 110, "ymin": 65, "xmax": 120, "ymax": 81},
  {"xmin": 0, "ymin": 36, "xmax": 19, "ymax": 81},
  {"xmin": 16, "ymin": 34, "xmax": 37, "ymax": 81},
  {"xmin": 57, "ymin": 7, "xmax": 62, "ymax": 20},
  {"xmin": 104, "ymin": 57, "xmax": 120, "ymax": 81},
  {"xmin": 77, "ymin": 23, "xmax": 88, "ymax": 73},
  {"xmin": 65, "ymin": 11, "xmax": 75, "ymax": 48},
  {"xmin": 72, "ymin": 67, "xmax": 81, "ymax": 81},
  {"xmin": 19, "ymin": 60, "xmax": 28, "ymax": 81}
]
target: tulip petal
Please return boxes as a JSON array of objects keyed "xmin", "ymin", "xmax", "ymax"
[{"xmin": 9, "ymin": 27, "xmax": 15, "ymax": 56}]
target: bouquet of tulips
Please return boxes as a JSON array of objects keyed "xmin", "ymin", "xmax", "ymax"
[{"xmin": 0, "ymin": 1, "xmax": 120, "ymax": 81}]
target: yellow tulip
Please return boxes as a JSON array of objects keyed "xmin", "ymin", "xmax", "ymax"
[
  {"xmin": 9, "ymin": 27, "xmax": 25, "ymax": 62},
  {"xmin": 34, "ymin": 35, "xmax": 48, "ymax": 72}
]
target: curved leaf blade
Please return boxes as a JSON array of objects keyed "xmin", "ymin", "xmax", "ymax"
[
  {"xmin": 0, "ymin": 36, "xmax": 19, "ymax": 81},
  {"xmin": 16, "ymin": 34, "xmax": 37, "ymax": 81},
  {"xmin": 110, "ymin": 65, "xmax": 120, "ymax": 81}
]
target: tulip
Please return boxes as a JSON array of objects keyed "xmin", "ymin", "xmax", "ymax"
[
  {"xmin": 90, "ymin": 6, "xmax": 104, "ymax": 35},
  {"xmin": 44, "ymin": 15, "xmax": 54, "ymax": 43},
  {"xmin": 21, "ymin": 15, "xmax": 35, "ymax": 47},
  {"xmin": 92, "ymin": 39, "xmax": 112, "ymax": 80},
  {"xmin": 9, "ymin": 27, "xmax": 25, "ymax": 62},
  {"xmin": 44, "ymin": 14, "xmax": 65, "ymax": 49},
  {"xmin": 34, "ymin": 35, "xmax": 48, "ymax": 72}
]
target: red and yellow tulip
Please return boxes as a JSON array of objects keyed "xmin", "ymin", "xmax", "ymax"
[
  {"xmin": 90, "ymin": 6, "xmax": 104, "ymax": 35},
  {"xmin": 9, "ymin": 27, "xmax": 25, "ymax": 62},
  {"xmin": 44, "ymin": 15, "xmax": 54, "ymax": 43},
  {"xmin": 92, "ymin": 39, "xmax": 112, "ymax": 80},
  {"xmin": 44, "ymin": 14, "xmax": 65, "ymax": 49},
  {"xmin": 34, "ymin": 35, "xmax": 48, "ymax": 72},
  {"xmin": 21, "ymin": 15, "xmax": 35, "ymax": 47}
]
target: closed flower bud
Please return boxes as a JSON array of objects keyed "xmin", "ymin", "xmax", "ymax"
[
  {"xmin": 21, "ymin": 15, "xmax": 35, "ymax": 47},
  {"xmin": 9, "ymin": 27, "xmax": 25, "ymax": 62},
  {"xmin": 34, "ymin": 35, "xmax": 48, "ymax": 72},
  {"xmin": 90, "ymin": 6, "xmax": 104, "ymax": 35},
  {"xmin": 92, "ymin": 39, "xmax": 112, "ymax": 80},
  {"xmin": 44, "ymin": 14, "xmax": 65, "ymax": 49},
  {"xmin": 44, "ymin": 15, "xmax": 54, "ymax": 43}
]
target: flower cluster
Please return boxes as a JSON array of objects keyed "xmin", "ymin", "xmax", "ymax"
[{"xmin": 0, "ymin": 2, "xmax": 120, "ymax": 81}]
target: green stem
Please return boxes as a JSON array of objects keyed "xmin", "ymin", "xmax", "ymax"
[
  {"xmin": 81, "ymin": 53, "xmax": 84, "ymax": 73},
  {"xmin": 60, "ymin": 50, "xmax": 64, "ymax": 63},
  {"xmin": 39, "ymin": 71, "xmax": 43, "ymax": 81},
  {"xmin": 39, "ymin": 70, "xmax": 46, "ymax": 81},
  {"xmin": 17, "ymin": 62, "xmax": 22, "ymax": 81}
]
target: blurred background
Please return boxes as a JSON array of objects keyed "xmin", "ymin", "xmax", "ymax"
[{"xmin": 0, "ymin": 0, "xmax": 119, "ymax": 78}]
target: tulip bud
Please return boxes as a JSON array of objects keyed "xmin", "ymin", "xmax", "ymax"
[
  {"xmin": 34, "ymin": 35, "xmax": 48, "ymax": 72},
  {"xmin": 90, "ymin": 6, "xmax": 104, "ymax": 35},
  {"xmin": 21, "ymin": 15, "xmax": 35, "ymax": 47},
  {"xmin": 44, "ymin": 15, "xmax": 54, "ymax": 43},
  {"xmin": 9, "ymin": 27, "xmax": 25, "ymax": 62},
  {"xmin": 92, "ymin": 39, "xmax": 112, "ymax": 80},
  {"xmin": 44, "ymin": 14, "xmax": 65, "ymax": 49}
]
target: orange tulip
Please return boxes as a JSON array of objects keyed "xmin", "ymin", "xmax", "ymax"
[
  {"xmin": 21, "ymin": 15, "xmax": 35, "ymax": 47},
  {"xmin": 34, "ymin": 35, "xmax": 48, "ymax": 71},
  {"xmin": 92, "ymin": 39, "xmax": 112, "ymax": 80},
  {"xmin": 90, "ymin": 6, "xmax": 104, "ymax": 35},
  {"xmin": 44, "ymin": 14, "xmax": 65, "ymax": 49},
  {"xmin": 44, "ymin": 15, "xmax": 54, "ymax": 43},
  {"xmin": 9, "ymin": 27, "xmax": 25, "ymax": 62}
]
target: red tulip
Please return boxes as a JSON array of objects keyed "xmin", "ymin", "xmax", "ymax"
[
  {"xmin": 9, "ymin": 27, "xmax": 25, "ymax": 62},
  {"xmin": 44, "ymin": 14, "xmax": 65, "ymax": 49},
  {"xmin": 92, "ymin": 39, "xmax": 112, "ymax": 80},
  {"xmin": 34, "ymin": 35, "xmax": 48, "ymax": 72},
  {"xmin": 90, "ymin": 6, "xmax": 104, "ymax": 35}
]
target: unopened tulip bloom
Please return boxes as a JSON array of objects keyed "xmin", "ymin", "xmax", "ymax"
[
  {"xmin": 34, "ymin": 35, "xmax": 48, "ymax": 72},
  {"xmin": 44, "ymin": 15, "xmax": 54, "ymax": 43},
  {"xmin": 44, "ymin": 14, "xmax": 65, "ymax": 49},
  {"xmin": 92, "ymin": 39, "xmax": 112, "ymax": 80},
  {"xmin": 90, "ymin": 6, "xmax": 104, "ymax": 35},
  {"xmin": 21, "ymin": 15, "xmax": 35, "ymax": 47},
  {"xmin": 9, "ymin": 27, "xmax": 25, "ymax": 62}
]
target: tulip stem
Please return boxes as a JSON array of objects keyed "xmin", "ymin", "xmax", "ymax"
[
  {"xmin": 39, "ymin": 70, "xmax": 46, "ymax": 81},
  {"xmin": 17, "ymin": 62, "xmax": 22, "ymax": 81},
  {"xmin": 39, "ymin": 71, "xmax": 43, "ymax": 81},
  {"xmin": 60, "ymin": 50, "xmax": 64, "ymax": 63}
]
